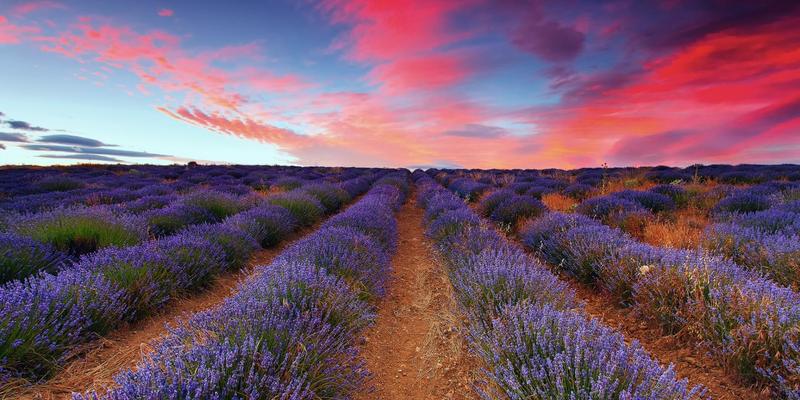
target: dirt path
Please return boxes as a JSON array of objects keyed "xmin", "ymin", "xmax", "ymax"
[
  {"xmin": 10, "ymin": 232, "xmax": 306, "ymax": 400},
  {"xmin": 356, "ymin": 192, "xmax": 478, "ymax": 400}
]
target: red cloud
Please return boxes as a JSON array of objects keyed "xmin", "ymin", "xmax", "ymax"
[
  {"xmin": 158, "ymin": 9, "xmax": 174, "ymax": 17},
  {"xmin": 319, "ymin": 0, "xmax": 476, "ymax": 62},
  {"xmin": 530, "ymin": 15, "xmax": 800, "ymax": 167},
  {"xmin": 157, "ymin": 107, "xmax": 308, "ymax": 149},
  {"xmin": 368, "ymin": 51, "xmax": 481, "ymax": 93},
  {"xmin": 318, "ymin": 0, "xmax": 492, "ymax": 99}
]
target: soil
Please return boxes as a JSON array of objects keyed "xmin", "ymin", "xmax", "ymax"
[{"xmin": 356, "ymin": 192, "xmax": 479, "ymax": 400}]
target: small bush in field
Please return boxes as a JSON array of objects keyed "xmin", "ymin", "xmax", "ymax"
[
  {"xmin": 478, "ymin": 189, "xmax": 514, "ymax": 217},
  {"xmin": 302, "ymin": 183, "xmax": 350, "ymax": 213},
  {"xmin": 36, "ymin": 176, "xmax": 86, "ymax": 192},
  {"xmin": 713, "ymin": 192, "xmax": 771, "ymax": 214},
  {"xmin": 266, "ymin": 190, "xmax": 325, "ymax": 226},
  {"xmin": 12, "ymin": 207, "xmax": 147, "ymax": 258},
  {"xmin": 489, "ymin": 195, "xmax": 546, "ymax": 228},
  {"xmin": 225, "ymin": 205, "xmax": 298, "ymax": 248},
  {"xmin": 0, "ymin": 233, "xmax": 66, "ymax": 284}
]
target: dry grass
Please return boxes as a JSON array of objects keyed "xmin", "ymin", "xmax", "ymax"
[
  {"xmin": 641, "ymin": 209, "xmax": 709, "ymax": 249},
  {"xmin": 542, "ymin": 193, "xmax": 577, "ymax": 212}
]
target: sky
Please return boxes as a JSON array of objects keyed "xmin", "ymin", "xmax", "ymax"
[{"xmin": 1, "ymin": 0, "xmax": 799, "ymax": 169}]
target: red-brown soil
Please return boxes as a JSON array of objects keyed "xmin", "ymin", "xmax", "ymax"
[{"xmin": 356, "ymin": 193, "xmax": 479, "ymax": 400}]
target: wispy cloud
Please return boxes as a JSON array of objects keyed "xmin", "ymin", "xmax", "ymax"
[
  {"xmin": 442, "ymin": 124, "xmax": 508, "ymax": 139},
  {"xmin": 38, "ymin": 134, "xmax": 111, "ymax": 147},
  {"xmin": 11, "ymin": 1, "xmax": 65, "ymax": 16},
  {"xmin": 4, "ymin": 119, "xmax": 48, "ymax": 132},
  {"xmin": 23, "ymin": 144, "xmax": 169, "ymax": 158},
  {"xmin": 39, "ymin": 153, "xmax": 122, "ymax": 162},
  {"xmin": 0, "ymin": 132, "xmax": 30, "ymax": 142}
]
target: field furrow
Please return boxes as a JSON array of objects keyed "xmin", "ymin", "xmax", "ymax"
[{"xmin": 356, "ymin": 189, "xmax": 478, "ymax": 400}]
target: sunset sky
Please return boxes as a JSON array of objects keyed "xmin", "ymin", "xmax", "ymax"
[{"xmin": 1, "ymin": 0, "xmax": 799, "ymax": 168}]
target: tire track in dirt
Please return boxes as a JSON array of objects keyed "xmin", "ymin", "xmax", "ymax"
[{"xmin": 356, "ymin": 192, "xmax": 478, "ymax": 400}]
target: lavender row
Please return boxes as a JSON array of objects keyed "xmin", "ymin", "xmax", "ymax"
[
  {"xmin": 414, "ymin": 172, "xmax": 701, "ymax": 399},
  {"xmin": 0, "ymin": 174, "xmax": 376, "ymax": 285},
  {"xmin": 564, "ymin": 180, "xmax": 800, "ymax": 294},
  {"xmin": 0, "ymin": 174, "xmax": 379, "ymax": 384},
  {"xmin": 77, "ymin": 173, "xmax": 408, "ymax": 399},
  {"xmin": 700, "ymin": 183, "xmax": 800, "ymax": 289},
  {"xmin": 520, "ymin": 206, "xmax": 800, "ymax": 396},
  {"xmin": 0, "ymin": 165, "xmax": 378, "ymax": 213}
]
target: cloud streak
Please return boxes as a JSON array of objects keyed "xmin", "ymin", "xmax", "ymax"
[
  {"xmin": 38, "ymin": 134, "xmax": 110, "ymax": 147},
  {"xmin": 0, "ymin": 132, "xmax": 30, "ymax": 142}
]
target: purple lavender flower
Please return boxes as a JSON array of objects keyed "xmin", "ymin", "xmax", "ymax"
[
  {"xmin": 276, "ymin": 227, "xmax": 390, "ymax": 300},
  {"xmin": 0, "ymin": 268, "xmax": 127, "ymax": 380},
  {"xmin": 613, "ymin": 189, "xmax": 676, "ymax": 213},
  {"xmin": 576, "ymin": 195, "xmax": 647, "ymax": 224},
  {"xmin": 10, "ymin": 207, "xmax": 148, "ymax": 258},
  {"xmin": 225, "ymin": 205, "xmax": 298, "ymax": 248},
  {"xmin": 479, "ymin": 189, "xmax": 515, "ymax": 217},
  {"xmin": 713, "ymin": 192, "xmax": 771, "ymax": 214},
  {"xmin": 476, "ymin": 304, "xmax": 703, "ymax": 399},
  {"xmin": 179, "ymin": 222, "xmax": 259, "ymax": 271},
  {"xmin": 301, "ymin": 182, "xmax": 351, "ymax": 213},
  {"xmin": 489, "ymin": 195, "xmax": 546, "ymax": 227},
  {"xmin": 0, "ymin": 232, "xmax": 67, "ymax": 284},
  {"xmin": 266, "ymin": 190, "xmax": 325, "ymax": 226}
]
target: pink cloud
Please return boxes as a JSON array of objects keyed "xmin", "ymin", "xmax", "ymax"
[
  {"xmin": 524, "ymin": 15, "xmax": 800, "ymax": 167},
  {"xmin": 39, "ymin": 18, "xmax": 308, "ymax": 112},
  {"xmin": 0, "ymin": 15, "xmax": 40, "ymax": 44},
  {"xmin": 158, "ymin": 9, "xmax": 174, "ymax": 17},
  {"xmin": 11, "ymin": 1, "xmax": 64, "ymax": 16},
  {"xmin": 318, "ymin": 0, "xmax": 478, "ymax": 62},
  {"xmin": 157, "ymin": 107, "xmax": 308, "ymax": 148},
  {"xmin": 367, "ymin": 51, "xmax": 480, "ymax": 93}
]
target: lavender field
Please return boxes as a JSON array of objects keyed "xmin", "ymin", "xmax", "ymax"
[{"xmin": 0, "ymin": 163, "xmax": 799, "ymax": 399}]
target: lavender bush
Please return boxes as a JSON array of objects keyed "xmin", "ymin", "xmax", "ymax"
[
  {"xmin": 476, "ymin": 304, "xmax": 702, "ymax": 399},
  {"xmin": 0, "ymin": 233, "xmax": 66, "ymax": 284},
  {"xmin": 79, "ymin": 175, "xmax": 404, "ymax": 399},
  {"xmin": 417, "ymin": 176, "xmax": 701, "ymax": 399},
  {"xmin": 11, "ymin": 207, "xmax": 148, "ymax": 258}
]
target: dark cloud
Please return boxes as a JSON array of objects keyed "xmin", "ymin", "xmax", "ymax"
[
  {"xmin": 39, "ymin": 154, "xmax": 123, "ymax": 162},
  {"xmin": 442, "ymin": 124, "xmax": 509, "ymax": 138},
  {"xmin": 6, "ymin": 120, "xmax": 48, "ymax": 132},
  {"xmin": 22, "ymin": 144, "xmax": 170, "ymax": 158},
  {"xmin": 37, "ymin": 134, "xmax": 111, "ymax": 147},
  {"xmin": 559, "ymin": 68, "xmax": 641, "ymax": 104},
  {"xmin": 651, "ymin": 1, "xmax": 800, "ymax": 49},
  {"xmin": 0, "ymin": 111, "xmax": 5, "ymax": 117},
  {"xmin": 0, "ymin": 132, "xmax": 30, "ymax": 142},
  {"xmin": 513, "ymin": 19, "xmax": 585, "ymax": 63}
]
